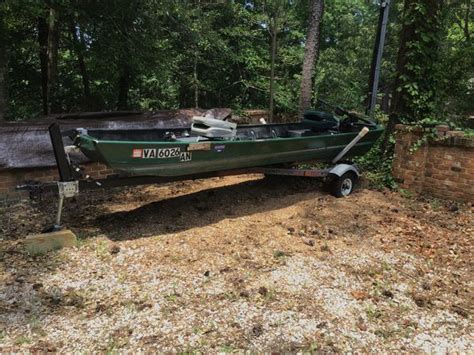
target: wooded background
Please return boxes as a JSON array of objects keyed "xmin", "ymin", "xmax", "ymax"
[{"xmin": 0, "ymin": 0, "xmax": 472, "ymax": 127}]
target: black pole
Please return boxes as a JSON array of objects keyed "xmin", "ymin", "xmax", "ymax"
[
  {"xmin": 367, "ymin": 0, "xmax": 391, "ymax": 116},
  {"xmin": 48, "ymin": 123, "xmax": 74, "ymax": 182}
]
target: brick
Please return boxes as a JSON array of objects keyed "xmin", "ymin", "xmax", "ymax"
[
  {"xmin": 0, "ymin": 173, "xmax": 16, "ymax": 183},
  {"xmin": 393, "ymin": 130, "xmax": 474, "ymax": 202}
]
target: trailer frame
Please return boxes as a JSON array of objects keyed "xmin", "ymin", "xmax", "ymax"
[{"xmin": 17, "ymin": 124, "xmax": 362, "ymax": 230}]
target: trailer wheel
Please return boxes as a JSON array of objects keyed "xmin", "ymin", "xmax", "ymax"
[{"xmin": 330, "ymin": 172, "xmax": 357, "ymax": 197}]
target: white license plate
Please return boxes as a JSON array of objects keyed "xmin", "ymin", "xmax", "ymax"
[{"xmin": 134, "ymin": 148, "xmax": 181, "ymax": 159}]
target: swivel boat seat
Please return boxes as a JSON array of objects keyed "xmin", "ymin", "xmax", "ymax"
[{"xmin": 191, "ymin": 116, "xmax": 237, "ymax": 140}]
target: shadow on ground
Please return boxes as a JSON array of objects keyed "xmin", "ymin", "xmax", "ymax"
[{"xmin": 74, "ymin": 176, "xmax": 329, "ymax": 240}]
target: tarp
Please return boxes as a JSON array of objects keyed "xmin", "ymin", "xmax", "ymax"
[{"xmin": 0, "ymin": 108, "xmax": 232, "ymax": 170}]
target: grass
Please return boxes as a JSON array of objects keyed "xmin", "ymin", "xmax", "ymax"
[
  {"xmin": 14, "ymin": 335, "xmax": 31, "ymax": 345},
  {"xmin": 105, "ymin": 338, "xmax": 121, "ymax": 354},
  {"xmin": 382, "ymin": 261, "xmax": 392, "ymax": 272},
  {"xmin": 25, "ymin": 240, "xmax": 64, "ymax": 257},
  {"xmin": 395, "ymin": 303, "xmax": 412, "ymax": 314},
  {"xmin": 219, "ymin": 344, "xmax": 235, "ymax": 353},
  {"xmin": 94, "ymin": 239, "xmax": 110, "ymax": 259},
  {"xmin": 320, "ymin": 242, "xmax": 330, "ymax": 252},
  {"xmin": 374, "ymin": 327, "xmax": 397, "ymax": 339},
  {"xmin": 366, "ymin": 304, "xmax": 384, "ymax": 321},
  {"xmin": 75, "ymin": 236, "xmax": 90, "ymax": 248},
  {"xmin": 28, "ymin": 315, "xmax": 46, "ymax": 336},
  {"xmin": 302, "ymin": 342, "xmax": 320, "ymax": 353},
  {"xmin": 164, "ymin": 292, "xmax": 180, "ymax": 303},
  {"xmin": 429, "ymin": 198, "xmax": 442, "ymax": 210},
  {"xmin": 258, "ymin": 287, "xmax": 277, "ymax": 303},
  {"xmin": 222, "ymin": 291, "xmax": 239, "ymax": 301},
  {"xmin": 463, "ymin": 129, "xmax": 474, "ymax": 137},
  {"xmin": 273, "ymin": 250, "xmax": 287, "ymax": 259},
  {"xmin": 399, "ymin": 188, "xmax": 414, "ymax": 199}
]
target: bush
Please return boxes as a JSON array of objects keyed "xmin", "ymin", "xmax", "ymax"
[{"xmin": 355, "ymin": 135, "xmax": 397, "ymax": 190}]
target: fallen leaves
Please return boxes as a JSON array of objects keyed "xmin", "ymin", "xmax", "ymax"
[
  {"xmin": 350, "ymin": 290, "xmax": 369, "ymax": 301},
  {"xmin": 0, "ymin": 176, "xmax": 472, "ymax": 352}
]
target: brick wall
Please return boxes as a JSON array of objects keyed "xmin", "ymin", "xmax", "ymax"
[
  {"xmin": 0, "ymin": 162, "xmax": 112, "ymax": 205},
  {"xmin": 393, "ymin": 124, "xmax": 474, "ymax": 202}
]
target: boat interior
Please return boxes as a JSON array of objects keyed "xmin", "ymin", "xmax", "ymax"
[{"xmin": 73, "ymin": 111, "xmax": 378, "ymax": 143}]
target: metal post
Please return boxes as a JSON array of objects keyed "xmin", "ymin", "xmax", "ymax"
[
  {"xmin": 367, "ymin": 0, "xmax": 391, "ymax": 116},
  {"xmin": 45, "ymin": 124, "xmax": 76, "ymax": 232},
  {"xmin": 55, "ymin": 194, "xmax": 65, "ymax": 227},
  {"xmin": 49, "ymin": 123, "xmax": 74, "ymax": 182},
  {"xmin": 332, "ymin": 127, "xmax": 369, "ymax": 164}
]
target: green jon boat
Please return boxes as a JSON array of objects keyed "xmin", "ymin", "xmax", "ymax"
[{"xmin": 72, "ymin": 109, "xmax": 384, "ymax": 177}]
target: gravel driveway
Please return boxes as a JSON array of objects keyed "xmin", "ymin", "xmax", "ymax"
[{"xmin": 1, "ymin": 175, "xmax": 472, "ymax": 352}]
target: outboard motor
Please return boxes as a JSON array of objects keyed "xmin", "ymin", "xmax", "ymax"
[{"xmin": 191, "ymin": 116, "xmax": 237, "ymax": 139}]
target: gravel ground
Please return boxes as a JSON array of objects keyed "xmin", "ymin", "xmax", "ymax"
[{"xmin": 0, "ymin": 175, "xmax": 472, "ymax": 352}]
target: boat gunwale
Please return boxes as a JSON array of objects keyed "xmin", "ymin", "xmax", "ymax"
[{"xmin": 77, "ymin": 125, "xmax": 384, "ymax": 146}]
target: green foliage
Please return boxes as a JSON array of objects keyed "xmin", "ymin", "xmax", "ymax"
[
  {"xmin": 393, "ymin": 0, "xmax": 444, "ymax": 121},
  {"xmin": 398, "ymin": 188, "xmax": 414, "ymax": 199},
  {"xmin": 353, "ymin": 111, "xmax": 397, "ymax": 190},
  {"xmin": 356, "ymin": 136, "xmax": 397, "ymax": 190},
  {"xmin": 0, "ymin": 0, "xmax": 471, "ymax": 122},
  {"xmin": 392, "ymin": 0, "xmax": 473, "ymax": 125},
  {"xmin": 464, "ymin": 129, "xmax": 474, "ymax": 138},
  {"xmin": 436, "ymin": 2, "xmax": 474, "ymax": 122},
  {"xmin": 315, "ymin": 0, "xmax": 379, "ymax": 111}
]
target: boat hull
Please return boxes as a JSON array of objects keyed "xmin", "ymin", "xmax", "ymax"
[{"xmin": 76, "ymin": 127, "xmax": 384, "ymax": 177}]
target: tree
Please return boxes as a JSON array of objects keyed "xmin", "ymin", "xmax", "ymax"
[
  {"xmin": 298, "ymin": 0, "xmax": 324, "ymax": 119},
  {"xmin": 264, "ymin": 1, "xmax": 286, "ymax": 122},
  {"xmin": 38, "ymin": 4, "xmax": 59, "ymax": 115},
  {"xmin": 435, "ymin": 0, "xmax": 473, "ymax": 117},
  {"xmin": 0, "ymin": 0, "xmax": 471, "ymax": 123},
  {"xmin": 0, "ymin": 4, "xmax": 8, "ymax": 121},
  {"xmin": 115, "ymin": 1, "xmax": 139, "ymax": 110},
  {"xmin": 69, "ymin": 21, "xmax": 91, "ymax": 109},
  {"xmin": 381, "ymin": 0, "xmax": 444, "ymax": 151}
]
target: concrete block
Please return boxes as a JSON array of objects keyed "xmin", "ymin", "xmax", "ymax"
[{"xmin": 23, "ymin": 229, "xmax": 77, "ymax": 255}]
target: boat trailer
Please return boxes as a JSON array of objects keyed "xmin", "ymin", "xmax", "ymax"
[{"xmin": 17, "ymin": 124, "xmax": 367, "ymax": 231}]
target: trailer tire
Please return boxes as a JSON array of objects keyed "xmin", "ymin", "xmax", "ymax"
[{"xmin": 330, "ymin": 171, "xmax": 358, "ymax": 197}]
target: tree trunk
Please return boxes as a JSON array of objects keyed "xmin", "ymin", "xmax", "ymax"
[
  {"xmin": 116, "ymin": 4, "xmax": 136, "ymax": 111},
  {"xmin": 0, "ymin": 49, "xmax": 6, "ymax": 122},
  {"xmin": 382, "ymin": 0, "xmax": 443, "ymax": 152},
  {"xmin": 464, "ymin": 0, "xmax": 470, "ymax": 41},
  {"xmin": 0, "ymin": 12, "xmax": 8, "ymax": 121},
  {"xmin": 47, "ymin": 7, "xmax": 59, "ymax": 113},
  {"xmin": 194, "ymin": 58, "xmax": 199, "ymax": 108},
  {"xmin": 298, "ymin": 0, "xmax": 324, "ymax": 119},
  {"xmin": 70, "ymin": 22, "xmax": 91, "ymax": 107},
  {"xmin": 38, "ymin": 6, "xmax": 60, "ymax": 115},
  {"xmin": 117, "ymin": 64, "xmax": 131, "ymax": 110},
  {"xmin": 38, "ymin": 17, "xmax": 49, "ymax": 115},
  {"xmin": 269, "ymin": 15, "xmax": 278, "ymax": 123}
]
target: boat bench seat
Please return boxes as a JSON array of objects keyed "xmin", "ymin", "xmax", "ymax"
[
  {"xmin": 176, "ymin": 136, "xmax": 209, "ymax": 143},
  {"xmin": 287, "ymin": 129, "xmax": 316, "ymax": 137}
]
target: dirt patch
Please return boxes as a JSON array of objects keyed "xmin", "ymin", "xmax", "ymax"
[{"xmin": 0, "ymin": 175, "xmax": 472, "ymax": 352}]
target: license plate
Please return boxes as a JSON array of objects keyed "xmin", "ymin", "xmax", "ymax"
[{"xmin": 133, "ymin": 148, "xmax": 181, "ymax": 159}]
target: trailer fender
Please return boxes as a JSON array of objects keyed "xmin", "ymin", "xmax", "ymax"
[{"xmin": 328, "ymin": 164, "xmax": 360, "ymax": 178}]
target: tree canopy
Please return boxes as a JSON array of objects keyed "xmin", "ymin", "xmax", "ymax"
[{"xmin": 0, "ymin": 0, "xmax": 472, "ymax": 124}]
